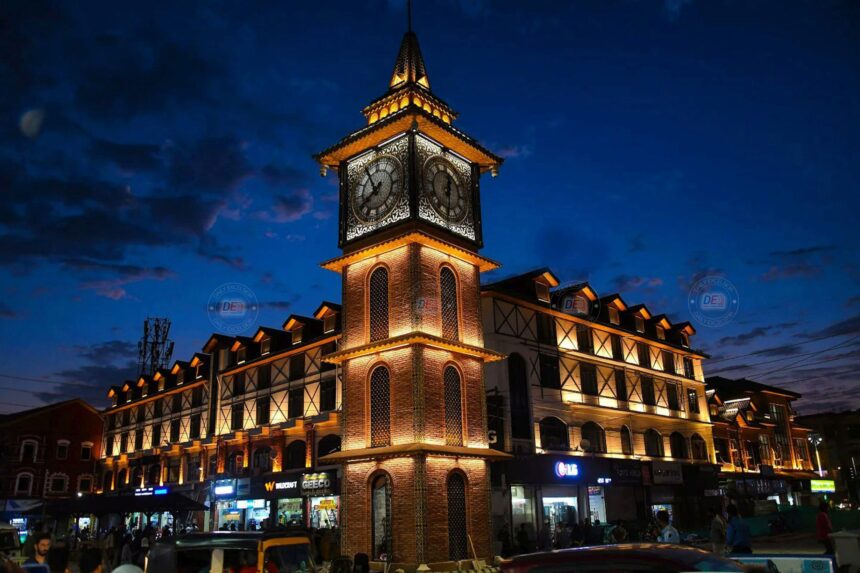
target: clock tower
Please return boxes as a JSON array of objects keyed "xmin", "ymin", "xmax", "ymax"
[{"xmin": 316, "ymin": 19, "xmax": 508, "ymax": 567}]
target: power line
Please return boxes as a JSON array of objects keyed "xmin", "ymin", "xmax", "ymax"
[
  {"xmin": 0, "ymin": 373, "xmax": 100, "ymax": 389},
  {"xmin": 752, "ymin": 335, "xmax": 860, "ymax": 379},
  {"xmin": 706, "ymin": 331, "xmax": 856, "ymax": 365},
  {"xmin": 710, "ymin": 334, "xmax": 860, "ymax": 379}
]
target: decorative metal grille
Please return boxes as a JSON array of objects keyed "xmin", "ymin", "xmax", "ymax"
[
  {"xmin": 369, "ymin": 267, "xmax": 389, "ymax": 342},
  {"xmin": 444, "ymin": 366, "xmax": 463, "ymax": 446},
  {"xmin": 370, "ymin": 367, "xmax": 391, "ymax": 447},
  {"xmin": 447, "ymin": 472, "xmax": 468, "ymax": 561},
  {"xmin": 440, "ymin": 267, "xmax": 459, "ymax": 340}
]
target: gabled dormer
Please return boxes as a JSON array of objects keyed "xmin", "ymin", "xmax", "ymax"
[
  {"xmin": 552, "ymin": 282, "xmax": 598, "ymax": 317},
  {"xmin": 282, "ymin": 315, "xmax": 322, "ymax": 345},
  {"xmin": 171, "ymin": 360, "xmax": 191, "ymax": 385},
  {"xmin": 599, "ymin": 293, "xmax": 628, "ymax": 325},
  {"xmin": 649, "ymin": 314, "xmax": 673, "ymax": 341},
  {"xmin": 626, "ymin": 304, "xmax": 652, "ymax": 334},
  {"xmin": 229, "ymin": 337, "xmax": 255, "ymax": 365},
  {"xmin": 314, "ymin": 301, "xmax": 343, "ymax": 334},
  {"xmin": 671, "ymin": 322, "xmax": 696, "ymax": 348},
  {"xmin": 484, "ymin": 268, "xmax": 560, "ymax": 307},
  {"xmin": 190, "ymin": 353, "xmax": 209, "ymax": 380},
  {"xmin": 107, "ymin": 385, "xmax": 122, "ymax": 407}
]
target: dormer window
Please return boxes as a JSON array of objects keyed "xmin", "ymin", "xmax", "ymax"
[
  {"xmin": 292, "ymin": 328, "xmax": 303, "ymax": 345},
  {"xmin": 608, "ymin": 307, "xmax": 620, "ymax": 325},
  {"xmin": 261, "ymin": 338, "xmax": 271, "ymax": 355},
  {"xmin": 324, "ymin": 314, "xmax": 336, "ymax": 333},
  {"xmin": 635, "ymin": 316, "xmax": 645, "ymax": 333},
  {"xmin": 177, "ymin": 370, "xmax": 185, "ymax": 385},
  {"xmin": 656, "ymin": 326, "xmax": 665, "ymax": 340},
  {"xmin": 535, "ymin": 282, "xmax": 550, "ymax": 303},
  {"xmin": 680, "ymin": 332, "xmax": 690, "ymax": 347},
  {"xmin": 195, "ymin": 364, "xmax": 203, "ymax": 379},
  {"xmin": 237, "ymin": 348, "xmax": 247, "ymax": 364}
]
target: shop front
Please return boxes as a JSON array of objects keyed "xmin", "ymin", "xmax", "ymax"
[
  {"xmin": 645, "ymin": 461, "xmax": 720, "ymax": 530},
  {"xmin": 301, "ymin": 471, "xmax": 339, "ymax": 529}
]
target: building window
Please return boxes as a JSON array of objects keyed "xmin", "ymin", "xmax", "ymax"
[
  {"xmin": 371, "ymin": 474, "xmax": 392, "ymax": 560},
  {"xmin": 645, "ymin": 429, "xmax": 664, "ymax": 457},
  {"xmin": 369, "ymin": 267, "xmax": 390, "ymax": 342},
  {"xmin": 318, "ymin": 434, "xmax": 341, "ymax": 457},
  {"xmin": 539, "ymin": 417, "xmax": 569, "ymax": 451},
  {"xmin": 621, "ymin": 426, "xmax": 634, "ymax": 455},
  {"xmin": 581, "ymin": 422, "xmax": 606, "ymax": 453},
  {"xmin": 536, "ymin": 313, "xmax": 555, "ymax": 344},
  {"xmin": 192, "ymin": 386, "xmax": 204, "ymax": 408},
  {"xmin": 253, "ymin": 447, "xmax": 273, "ymax": 472},
  {"xmin": 637, "ymin": 342, "xmax": 650, "ymax": 367},
  {"xmin": 759, "ymin": 435, "xmax": 772, "ymax": 464},
  {"xmin": 120, "ymin": 433, "xmax": 129, "ymax": 453},
  {"xmin": 370, "ymin": 366, "xmax": 391, "ymax": 447},
  {"xmin": 105, "ymin": 438, "xmax": 114, "ymax": 457},
  {"xmin": 683, "ymin": 357, "xmax": 695, "ymax": 379},
  {"xmin": 608, "ymin": 307, "xmax": 620, "ymax": 325},
  {"xmin": 663, "ymin": 350, "xmax": 675, "ymax": 374},
  {"xmin": 324, "ymin": 314, "xmax": 336, "ymax": 333},
  {"xmin": 656, "ymin": 326, "xmax": 665, "ymax": 340},
  {"xmin": 55, "ymin": 441, "xmax": 69, "ymax": 460},
  {"xmin": 14, "ymin": 473, "xmax": 33, "ymax": 496},
  {"xmin": 447, "ymin": 472, "xmax": 468, "ymax": 560},
  {"xmin": 444, "ymin": 366, "xmax": 463, "ymax": 446},
  {"xmin": 687, "ymin": 389, "xmax": 700, "ymax": 413},
  {"xmin": 136, "ymin": 406, "xmax": 145, "ymax": 423},
  {"xmin": 670, "ymin": 432, "xmax": 688, "ymax": 459},
  {"xmin": 231, "ymin": 404, "xmax": 243, "ymax": 431},
  {"xmin": 615, "ymin": 370, "xmax": 628, "ymax": 402},
  {"xmin": 237, "ymin": 347, "xmax": 247, "ymax": 364},
  {"xmin": 154, "ymin": 399, "xmax": 163, "ymax": 417},
  {"xmin": 320, "ymin": 378, "xmax": 336, "ymax": 412},
  {"xmin": 793, "ymin": 438, "xmax": 809, "ymax": 462},
  {"xmin": 576, "ymin": 324, "xmax": 593, "ymax": 354},
  {"xmin": 134, "ymin": 431, "xmax": 144, "ymax": 451},
  {"xmin": 508, "ymin": 353, "xmax": 531, "ymax": 440},
  {"xmin": 289, "ymin": 354, "xmax": 305, "ymax": 381},
  {"xmin": 172, "ymin": 393, "xmax": 182, "ymax": 413},
  {"xmin": 232, "ymin": 373, "xmax": 246, "ymax": 396},
  {"xmin": 122, "ymin": 410, "xmax": 131, "ymax": 426},
  {"xmin": 641, "ymin": 376, "xmax": 656, "ymax": 406},
  {"xmin": 170, "ymin": 419, "xmax": 180, "ymax": 442},
  {"xmin": 285, "ymin": 440, "xmax": 306, "ymax": 469},
  {"xmin": 190, "ymin": 414, "xmax": 201, "ymax": 439},
  {"xmin": 666, "ymin": 383, "xmax": 680, "ymax": 411},
  {"xmin": 288, "ymin": 388, "xmax": 303, "ymax": 419},
  {"xmin": 48, "ymin": 474, "xmax": 68, "ymax": 494},
  {"xmin": 151, "ymin": 424, "xmax": 162, "ymax": 448},
  {"xmin": 177, "ymin": 370, "xmax": 185, "ymax": 385},
  {"xmin": 20, "ymin": 440, "xmax": 37, "ymax": 462},
  {"xmin": 440, "ymin": 267, "xmax": 460, "ymax": 340},
  {"xmin": 539, "ymin": 354, "xmax": 560, "ymax": 389},
  {"xmin": 227, "ymin": 451, "xmax": 244, "ymax": 476},
  {"xmin": 78, "ymin": 476, "xmax": 93, "ymax": 493},
  {"xmin": 581, "ymin": 363, "xmax": 598, "ymax": 396},
  {"xmin": 81, "ymin": 443, "xmax": 93, "ymax": 461},
  {"xmin": 256, "ymin": 397, "xmax": 270, "ymax": 425},
  {"xmin": 691, "ymin": 434, "xmax": 708, "ymax": 460},
  {"xmin": 535, "ymin": 281, "xmax": 551, "ymax": 303},
  {"xmin": 610, "ymin": 334, "xmax": 623, "ymax": 360},
  {"xmin": 261, "ymin": 338, "xmax": 271, "ymax": 355},
  {"xmin": 257, "ymin": 364, "xmax": 271, "ymax": 390},
  {"xmin": 635, "ymin": 316, "xmax": 645, "ymax": 332}
]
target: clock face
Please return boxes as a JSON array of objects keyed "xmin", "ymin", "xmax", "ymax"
[
  {"xmin": 352, "ymin": 156, "xmax": 404, "ymax": 223},
  {"xmin": 423, "ymin": 157, "xmax": 468, "ymax": 223}
]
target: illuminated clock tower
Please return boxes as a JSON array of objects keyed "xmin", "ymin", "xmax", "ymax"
[{"xmin": 316, "ymin": 20, "xmax": 508, "ymax": 567}]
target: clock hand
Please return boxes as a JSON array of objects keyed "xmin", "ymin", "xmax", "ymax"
[{"xmin": 445, "ymin": 175, "xmax": 452, "ymax": 215}]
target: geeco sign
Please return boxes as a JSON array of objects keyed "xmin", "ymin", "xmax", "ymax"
[{"xmin": 301, "ymin": 472, "xmax": 333, "ymax": 494}]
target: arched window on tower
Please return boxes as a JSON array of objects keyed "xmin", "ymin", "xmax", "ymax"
[
  {"xmin": 621, "ymin": 425, "xmax": 634, "ymax": 455},
  {"xmin": 440, "ymin": 267, "xmax": 460, "ymax": 340},
  {"xmin": 539, "ymin": 417, "xmax": 569, "ymax": 451},
  {"xmin": 444, "ymin": 366, "xmax": 463, "ymax": 446},
  {"xmin": 369, "ymin": 267, "xmax": 389, "ymax": 342},
  {"xmin": 371, "ymin": 474, "xmax": 392, "ymax": 560},
  {"xmin": 645, "ymin": 429, "xmax": 664, "ymax": 458},
  {"xmin": 370, "ymin": 366, "xmax": 391, "ymax": 447},
  {"xmin": 447, "ymin": 472, "xmax": 468, "ymax": 560},
  {"xmin": 581, "ymin": 422, "xmax": 607, "ymax": 453},
  {"xmin": 670, "ymin": 432, "xmax": 689, "ymax": 459}
]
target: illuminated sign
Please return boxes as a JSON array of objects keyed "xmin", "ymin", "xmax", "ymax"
[
  {"xmin": 554, "ymin": 461, "xmax": 579, "ymax": 478},
  {"xmin": 214, "ymin": 480, "xmax": 235, "ymax": 496},
  {"xmin": 811, "ymin": 479, "xmax": 836, "ymax": 493},
  {"xmin": 236, "ymin": 499, "xmax": 266, "ymax": 509},
  {"xmin": 264, "ymin": 480, "xmax": 298, "ymax": 493},
  {"xmin": 596, "ymin": 477, "xmax": 612, "ymax": 485},
  {"xmin": 302, "ymin": 472, "xmax": 333, "ymax": 494},
  {"xmin": 134, "ymin": 487, "xmax": 169, "ymax": 497}
]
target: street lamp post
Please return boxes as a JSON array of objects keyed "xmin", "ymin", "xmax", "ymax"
[{"xmin": 809, "ymin": 434, "xmax": 824, "ymax": 477}]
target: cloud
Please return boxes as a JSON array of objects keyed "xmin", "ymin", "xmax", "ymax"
[
  {"xmin": 610, "ymin": 275, "xmax": 663, "ymax": 292},
  {"xmin": 168, "ymin": 136, "xmax": 253, "ymax": 194},
  {"xmin": 0, "ymin": 302, "xmax": 19, "ymax": 319},
  {"xmin": 768, "ymin": 245, "xmax": 835, "ymax": 258},
  {"xmin": 497, "ymin": 144, "xmax": 533, "ymax": 159},
  {"xmin": 61, "ymin": 259, "xmax": 176, "ymax": 299},
  {"xmin": 676, "ymin": 267, "xmax": 725, "ymax": 293},
  {"xmin": 262, "ymin": 300, "xmax": 296, "ymax": 311},
  {"xmin": 261, "ymin": 164, "xmax": 306, "ymax": 187},
  {"xmin": 802, "ymin": 314, "xmax": 860, "ymax": 339},
  {"xmin": 718, "ymin": 322, "xmax": 798, "ymax": 347},
  {"xmin": 264, "ymin": 189, "xmax": 314, "ymax": 223},
  {"xmin": 760, "ymin": 263, "xmax": 822, "ymax": 282},
  {"xmin": 91, "ymin": 138, "xmax": 163, "ymax": 172}
]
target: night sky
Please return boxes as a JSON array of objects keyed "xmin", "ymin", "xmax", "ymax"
[{"xmin": 2, "ymin": 0, "xmax": 858, "ymax": 415}]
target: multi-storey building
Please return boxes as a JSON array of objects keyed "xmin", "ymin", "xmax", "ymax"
[
  {"xmin": 796, "ymin": 410, "xmax": 860, "ymax": 505},
  {"xmin": 706, "ymin": 376, "xmax": 816, "ymax": 509},
  {"xmin": 99, "ymin": 302, "xmax": 343, "ymax": 531},
  {"xmin": 0, "ymin": 399, "xmax": 103, "ymax": 529},
  {"xmin": 481, "ymin": 270, "xmax": 716, "ymax": 540}
]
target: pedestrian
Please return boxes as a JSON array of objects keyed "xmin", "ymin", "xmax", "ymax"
[
  {"xmin": 570, "ymin": 521, "xmax": 583, "ymax": 547},
  {"xmin": 557, "ymin": 522, "xmax": 571, "ymax": 549},
  {"xmin": 23, "ymin": 532, "xmax": 51, "ymax": 566},
  {"xmin": 585, "ymin": 519, "xmax": 603, "ymax": 546},
  {"xmin": 726, "ymin": 505, "xmax": 752, "ymax": 555},
  {"xmin": 79, "ymin": 548, "xmax": 105, "ymax": 573},
  {"xmin": 496, "ymin": 524, "xmax": 511, "ymax": 557},
  {"xmin": 709, "ymin": 507, "xmax": 727, "ymax": 555},
  {"xmin": 656, "ymin": 510, "xmax": 680, "ymax": 544},
  {"xmin": 610, "ymin": 521, "xmax": 628, "ymax": 544},
  {"xmin": 538, "ymin": 520, "xmax": 551, "ymax": 551},
  {"xmin": 119, "ymin": 534, "xmax": 134, "ymax": 565},
  {"xmin": 816, "ymin": 502, "xmax": 834, "ymax": 555},
  {"xmin": 515, "ymin": 523, "xmax": 530, "ymax": 554}
]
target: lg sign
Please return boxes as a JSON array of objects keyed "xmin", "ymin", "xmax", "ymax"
[{"xmin": 554, "ymin": 461, "xmax": 579, "ymax": 478}]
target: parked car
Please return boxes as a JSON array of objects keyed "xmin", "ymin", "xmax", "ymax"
[
  {"xmin": 500, "ymin": 543, "xmax": 746, "ymax": 573},
  {"xmin": 0, "ymin": 522, "xmax": 24, "ymax": 565},
  {"xmin": 146, "ymin": 529, "xmax": 316, "ymax": 573}
]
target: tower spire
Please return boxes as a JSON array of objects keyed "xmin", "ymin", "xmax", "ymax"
[
  {"xmin": 407, "ymin": 0, "xmax": 412, "ymax": 33},
  {"xmin": 390, "ymin": 0, "xmax": 429, "ymax": 90}
]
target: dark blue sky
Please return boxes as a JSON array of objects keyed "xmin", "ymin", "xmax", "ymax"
[{"xmin": 1, "ymin": 0, "xmax": 858, "ymax": 414}]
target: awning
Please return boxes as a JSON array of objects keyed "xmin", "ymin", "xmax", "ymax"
[
  {"xmin": 3, "ymin": 499, "xmax": 43, "ymax": 513},
  {"xmin": 38, "ymin": 492, "xmax": 207, "ymax": 516}
]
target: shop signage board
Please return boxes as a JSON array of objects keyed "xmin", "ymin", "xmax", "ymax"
[
  {"xmin": 609, "ymin": 460, "xmax": 643, "ymax": 485},
  {"xmin": 553, "ymin": 461, "xmax": 580, "ymax": 479},
  {"xmin": 214, "ymin": 479, "xmax": 236, "ymax": 497},
  {"xmin": 134, "ymin": 487, "xmax": 169, "ymax": 497},
  {"xmin": 811, "ymin": 479, "xmax": 836, "ymax": 493},
  {"xmin": 651, "ymin": 461, "xmax": 683, "ymax": 485},
  {"xmin": 301, "ymin": 472, "xmax": 337, "ymax": 496},
  {"xmin": 251, "ymin": 473, "xmax": 301, "ymax": 499}
]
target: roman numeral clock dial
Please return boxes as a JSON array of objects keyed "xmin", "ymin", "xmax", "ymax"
[
  {"xmin": 423, "ymin": 157, "xmax": 468, "ymax": 223},
  {"xmin": 352, "ymin": 156, "xmax": 404, "ymax": 223}
]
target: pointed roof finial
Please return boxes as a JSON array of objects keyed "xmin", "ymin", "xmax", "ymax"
[
  {"xmin": 407, "ymin": 0, "xmax": 412, "ymax": 33},
  {"xmin": 389, "ymin": 1, "xmax": 430, "ymax": 91}
]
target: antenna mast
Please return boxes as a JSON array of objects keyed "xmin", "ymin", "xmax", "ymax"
[{"xmin": 137, "ymin": 317, "xmax": 174, "ymax": 377}]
